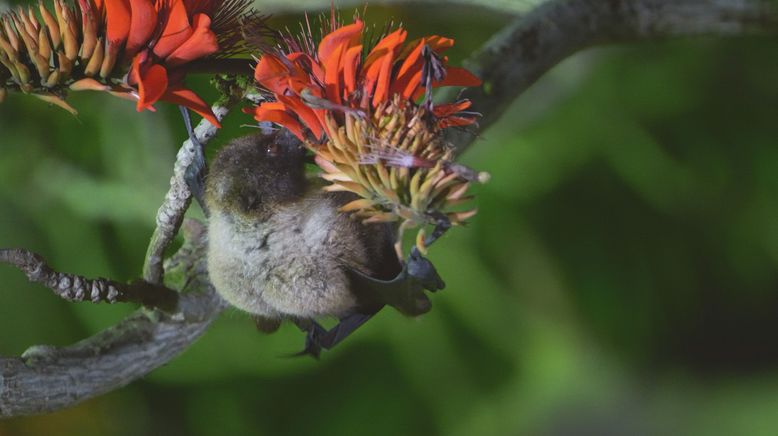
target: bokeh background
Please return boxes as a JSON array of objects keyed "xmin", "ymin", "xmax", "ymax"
[{"xmin": 3, "ymin": 0, "xmax": 778, "ymax": 435}]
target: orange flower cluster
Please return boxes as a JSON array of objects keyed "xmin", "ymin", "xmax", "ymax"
[
  {"xmin": 248, "ymin": 18, "xmax": 487, "ymax": 256},
  {"xmin": 249, "ymin": 19, "xmax": 481, "ymax": 141},
  {"xmin": 0, "ymin": 0, "xmax": 257, "ymax": 125}
]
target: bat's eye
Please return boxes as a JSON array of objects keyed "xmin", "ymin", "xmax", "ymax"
[{"xmin": 267, "ymin": 143, "xmax": 279, "ymax": 157}]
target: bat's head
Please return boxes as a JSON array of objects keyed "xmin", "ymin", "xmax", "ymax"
[{"xmin": 206, "ymin": 130, "xmax": 308, "ymax": 217}]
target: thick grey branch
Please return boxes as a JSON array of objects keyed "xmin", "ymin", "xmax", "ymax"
[
  {"xmin": 0, "ymin": 249, "xmax": 177, "ymax": 310},
  {"xmin": 4, "ymin": 0, "xmax": 778, "ymax": 419},
  {"xmin": 446, "ymin": 0, "xmax": 778, "ymax": 154},
  {"xmin": 0, "ymin": 220, "xmax": 227, "ymax": 417}
]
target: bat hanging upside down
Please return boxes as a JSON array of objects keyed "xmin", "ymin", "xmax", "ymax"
[{"xmin": 204, "ymin": 131, "xmax": 445, "ymax": 357}]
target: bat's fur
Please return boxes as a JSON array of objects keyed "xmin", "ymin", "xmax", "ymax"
[{"xmin": 205, "ymin": 132, "xmax": 400, "ymax": 326}]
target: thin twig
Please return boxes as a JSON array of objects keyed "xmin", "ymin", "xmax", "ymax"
[{"xmin": 0, "ymin": 249, "xmax": 177, "ymax": 310}]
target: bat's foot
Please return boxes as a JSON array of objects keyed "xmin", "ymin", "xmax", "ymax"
[{"xmin": 292, "ymin": 312, "xmax": 376, "ymax": 358}]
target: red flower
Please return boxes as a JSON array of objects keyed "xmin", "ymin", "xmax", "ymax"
[
  {"xmin": 246, "ymin": 17, "xmax": 486, "ymax": 256},
  {"xmin": 120, "ymin": 0, "xmax": 222, "ymax": 125},
  {"xmin": 0, "ymin": 0, "xmax": 259, "ymax": 126},
  {"xmin": 248, "ymin": 18, "xmax": 481, "ymax": 141}
]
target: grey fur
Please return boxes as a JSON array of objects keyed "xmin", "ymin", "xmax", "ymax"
[{"xmin": 205, "ymin": 132, "xmax": 399, "ymax": 322}]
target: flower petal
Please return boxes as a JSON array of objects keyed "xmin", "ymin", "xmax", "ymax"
[
  {"xmin": 161, "ymin": 85, "xmax": 220, "ymax": 127},
  {"xmin": 124, "ymin": 0, "xmax": 157, "ymax": 59},
  {"xmin": 342, "ymin": 44, "xmax": 361, "ymax": 96},
  {"xmin": 391, "ymin": 35, "xmax": 457, "ymax": 98},
  {"xmin": 278, "ymin": 94, "xmax": 323, "ymax": 140},
  {"xmin": 392, "ymin": 39, "xmax": 424, "ymax": 98},
  {"xmin": 252, "ymin": 102, "xmax": 305, "ymax": 141},
  {"xmin": 362, "ymin": 28, "xmax": 406, "ymax": 106},
  {"xmin": 396, "ymin": 39, "xmax": 424, "ymax": 78},
  {"xmin": 69, "ymin": 77, "xmax": 110, "ymax": 91},
  {"xmin": 425, "ymin": 35, "xmax": 454, "ymax": 53},
  {"xmin": 254, "ymin": 101, "xmax": 286, "ymax": 111},
  {"xmin": 411, "ymin": 66, "xmax": 483, "ymax": 101},
  {"xmin": 276, "ymin": 55, "xmax": 312, "ymax": 96},
  {"xmin": 127, "ymin": 49, "xmax": 148, "ymax": 85},
  {"xmin": 432, "ymin": 99, "xmax": 471, "ymax": 118},
  {"xmin": 437, "ymin": 115, "xmax": 477, "ymax": 129},
  {"xmin": 104, "ymin": 0, "xmax": 131, "ymax": 45},
  {"xmin": 319, "ymin": 20, "xmax": 363, "ymax": 104},
  {"xmin": 153, "ymin": 0, "xmax": 192, "ymax": 59},
  {"xmin": 254, "ymin": 54, "xmax": 291, "ymax": 94},
  {"xmin": 434, "ymin": 100, "xmax": 478, "ymax": 128},
  {"xmin": 99, "ymin": 0, "xmax": 131, "ymax": 76},
  {"xmin": 436, "ymin": 66, "xmax": 482, "ymax": 88},
  {"xmin": 317, "ymin": 20, "xmax": 363, "ymax": 65},
  {"xmin": 288, "ymin": 52, "xmax": 324, "ymax": 84},
  {"xmin": 136, "ymin": 62, "xmax": 168, "ymax": 111},
  {"xmin": 363, "ymin": 28, "xmax": 406, "ymax": 71},
  {"xmin": 165, "ymin": 14, "xmax": 218, "ymax": 67}
]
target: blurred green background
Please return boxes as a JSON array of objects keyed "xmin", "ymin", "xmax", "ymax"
[{"xmin": 3, "ymin": 1, "xmax": 778, "ymax": 435}]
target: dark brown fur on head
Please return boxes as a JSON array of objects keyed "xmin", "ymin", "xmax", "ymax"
[{"xmin": 206, "ymin": 130, "xmax": 307, "ymax": 217}]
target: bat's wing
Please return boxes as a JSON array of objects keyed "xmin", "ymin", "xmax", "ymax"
[
  {"xmin": 347, "ymin": 248, "xmax": 445, "ymax": 316},
  {"xmin": 293, "ymin": 249, "xmax": 445, "ymax": 358}
]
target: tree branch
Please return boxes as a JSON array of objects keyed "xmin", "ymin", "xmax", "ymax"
[
  {"xmin": 2, "ymin": 89, "xmax": 238, "ymax": 415},
  {"xmin": 445, "ymin": 0, "xmax": 778, "ymax": 155},
  {"xmin": 0, "ymin": 249, "xmax": 177, "ymax": 310},
  {"xmin": 3, "ymin": 0, "xmax": 778, "ymax": 418},
  {"xmin": 142, "ymin": 94, "xmax": 239, "ymax": 285},
  {"xmin": 0, "ymin": 220, "xmax": 227, "ymax": 417}
]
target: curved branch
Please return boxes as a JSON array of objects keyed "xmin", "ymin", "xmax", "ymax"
[
  {"xmin": 0, "ymin": 220, "xmax": 227, "ymax": 417},
  {"xmin": 446, "ymin": 0, "xmax": 778, "ymax": 154},
  {"xmin": 1, "ymin": 89, "xmax": 239, "ymax": 416},
  {"xmin": 3, "ymin": 0, "xmax": 778, "ymax": 418}
]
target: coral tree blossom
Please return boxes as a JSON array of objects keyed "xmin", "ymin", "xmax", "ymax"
[
  {"xmin": 248, "ymin": 16, "xmax": 489, "ymax": 256},
  {"xmin": 0, "ymin": 0, "xmax": 257, "ymax": 126}
]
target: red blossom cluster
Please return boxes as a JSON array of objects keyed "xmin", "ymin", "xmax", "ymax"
[
  {"xmin": 245, "ymin": 16, "xmax": 486, "ymax": 255},
  {"xmin": 0, "ymin": 0, "xmax": 258, "ymax": 125},
  {"xmin": 248, "ymin": 18, "xmax": 481, "ymax": 141}
]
